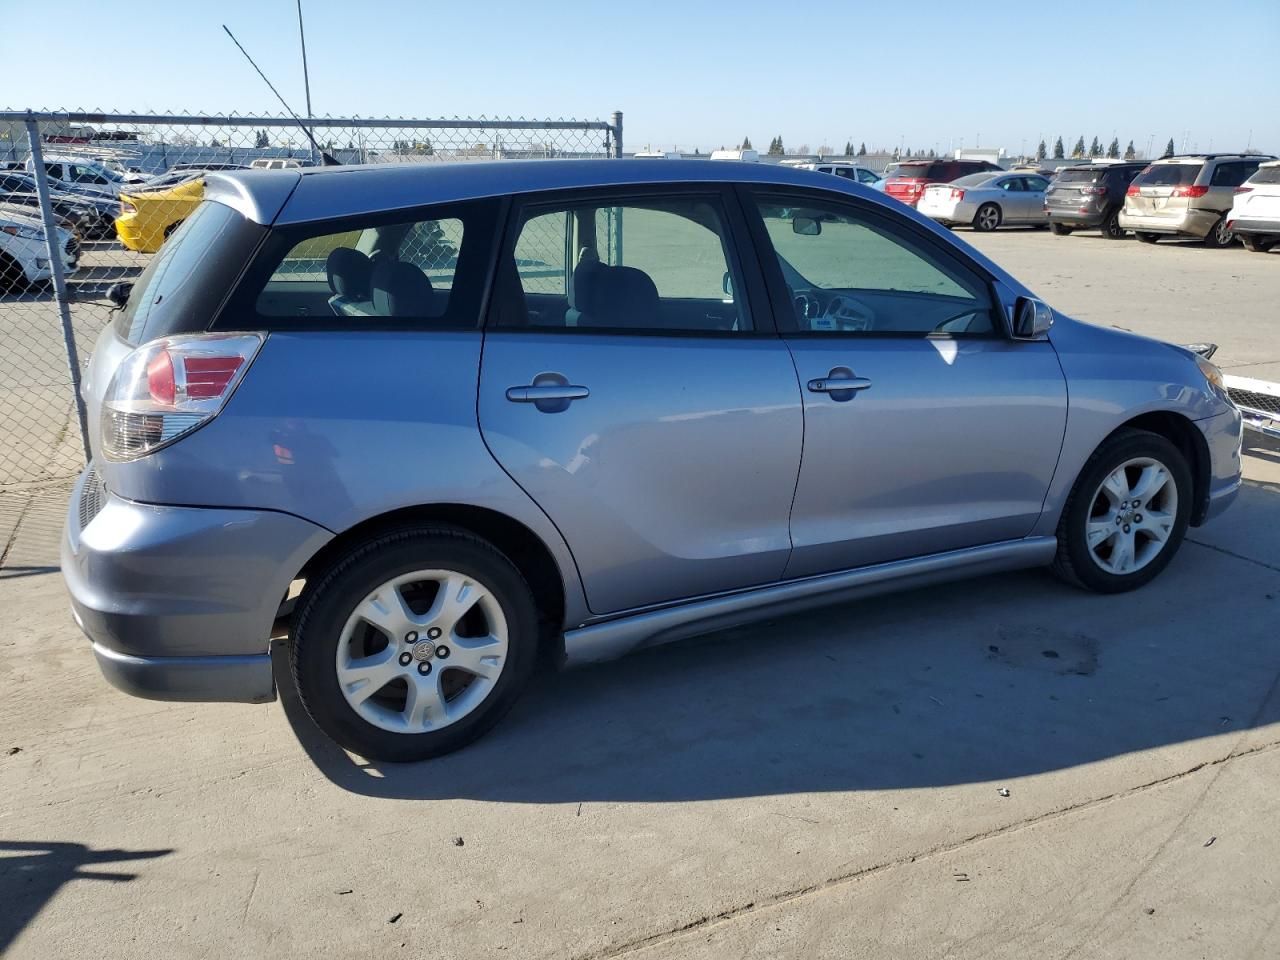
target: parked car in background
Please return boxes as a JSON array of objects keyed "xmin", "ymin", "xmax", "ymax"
[
  {"xmin": 793, "ymin": 161, "xmax": 884, "ymax": 187},
  {"xmin": 1044, "ymin": 162, "xmax": 1146, "ymax": 239},
  {"xmin": 167, "ymin": 162, "xmax": 250, "ymax": 174},
  {"xmin": 0, "ymin": 171, "xmax": 117, "ymax": 238},
  {"xmin": 0, "ymin": 205, "xmax": 79, "ymax": 291},
  {"xmin": 1225, "ymin": 160, "xmax": 1280, "ymax": 253},
  {"xmin": 25, "ymin": 156, "xmax": 130, "ymax": 198},
  {"xmin": 1119, "ymin": 154, "xmax": 1274, "ymax": 247},
  {"xmin": 883, "ymin": 158, "xmax": 1003, "ymax": 207},
  {"xmin": 115, "ymin": 176, "xmax": 204, "ymax": 253},
  {"xmin": 917, "ymin": 171, "xmax": 1051, "ymax": 231},
  {"xmin": 63, "ymin": 160, "xmax": 1242, "ymax": 761}
]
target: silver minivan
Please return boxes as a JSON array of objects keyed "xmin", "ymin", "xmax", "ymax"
[
  {"xmin": 63, "ymin": 160, "xmax": 1243, "ymax": 761},
  {"xmin": 1119, "ymin": 153, "xmax": 1273, "ymax": 247}
]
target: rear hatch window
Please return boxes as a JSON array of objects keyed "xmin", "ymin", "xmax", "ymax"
[
  {"xmin": 1247, "ymin": 165, "xmax": 1280, "ymax": 185},
  {"xmin": 114, "ymin": 200, "xmax": 264, "ymax": 345},
  {"xmin": 1054, "ymin": 169, "xmax": 1100, "ymax": 184},
  {"xmin": 1133, "ymin": 163, "xmax": 1202, "ymax": 188},
  {"xmin": 892, "ymin": 163, "xmax": 933, "ymax": 180}
]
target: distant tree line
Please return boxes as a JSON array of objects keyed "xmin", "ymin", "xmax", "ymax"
[{"xmin": 727, "ymin": 134, "xmax": 1194, "ymax": 162}]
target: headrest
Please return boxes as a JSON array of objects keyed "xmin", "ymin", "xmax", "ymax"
[
  {"xmin": 371, "ymin": 260, "xmax": 435, "ymax": 317},
  {"xmin": 582, "ymin": 264, "xmax": 660, "ymax": 329},
  {"xmin": 326, "ymin": 248, "xmax": 372, "ymax": 298},
  {"xmin": 571, "ymin": 258, "xmax": 607, "ymax": 313}
]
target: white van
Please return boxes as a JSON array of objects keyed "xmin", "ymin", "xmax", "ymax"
[
  {"xmin": 709, "ymin": 149, "xmax": 760, "ymax": 162},
  {"xmin": 793, "ymin": 161, "xmax": 883, "ymax": 187}
]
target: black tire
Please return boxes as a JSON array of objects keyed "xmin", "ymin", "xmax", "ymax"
[
  {"xmin": 1049, "ymin": 223, "xmax": 1073, "ymax": 236},
  {"xmin": 1051, "ymin": 429, "xmax": 1192, "ymax": 594},
  {"xmin": 0, "ymin": 252, "xmax": 28, "ymax": 293},
  {"xmin": 1100, "ymin": 210, "xmax": 1126, "ymax": 240},
  {"xmin": 290, "ymin": 526, "xmax": 540, "ymax": 761},
  {"xmin": 1203, "ymin": 215, "xmax": 1235, "ymax": 249},
  {"xmin": 972, "ymin": 203, "xmax": 1002, "ymax": 232},
  {"xmin": 1136, "ymin": 232, "xmax": 1161, "ymax": 244},
  {"xmin": 1241, "ymin": 235, "xmax": 1275, "ymax": 253}
]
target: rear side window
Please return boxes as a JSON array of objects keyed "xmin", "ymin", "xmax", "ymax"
[
  {"xmin": 114, "ymin": 200, "xmax": 264, "ymax": 345},
  {"xmin": 1134, "ymin": 163, "xmax": 1202, "ymax": 186},
  {"xmin": 1210, "ymin": 162, "xmax": 1255, "ymax": 188},
  {"xmin": 241, "ymin": 199, "xmax": 498, "ymax": 327}
]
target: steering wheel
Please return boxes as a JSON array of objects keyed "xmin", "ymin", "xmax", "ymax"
[{"xmin": 820, "ymin": 294, "xmax": 876, "ymax": 332}]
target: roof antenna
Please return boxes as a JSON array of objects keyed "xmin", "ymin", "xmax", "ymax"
[{"xmin": 222, "ymin": 24, "xmax": 339, "ymax": 166}]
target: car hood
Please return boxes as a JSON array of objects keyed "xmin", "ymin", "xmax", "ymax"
[{"xmin": 0, "ymin": 204, "xmax": 46, "ymax": 228}]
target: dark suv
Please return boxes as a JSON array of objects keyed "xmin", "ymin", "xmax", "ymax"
[
  {"xmin": 883, "ymin": 159, "xmax": 1002, "ymax": 207},
  {"xmin": 1044, "ymin": 163, "xmax": 1146, "ymax": 239}
]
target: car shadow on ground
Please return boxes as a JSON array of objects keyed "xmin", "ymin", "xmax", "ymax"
[
  {"xmin": 0, "ymin": 840, "xmax": 172, "ymax": 954},
  {"xmin": 276, "ymin": 476, "xmax": 1280, "ymax": 804}
]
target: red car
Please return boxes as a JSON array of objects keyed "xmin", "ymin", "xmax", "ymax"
[{"xmin": 884, "ymin": 158, "xmax": 1003, "ymax": 207}]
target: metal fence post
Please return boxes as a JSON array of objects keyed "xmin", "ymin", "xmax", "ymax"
[
  {"xmin": 611, "ymin": 110, "xmax": 623, "ymax": 158},
  {"xmin": 25, "ymin": 117, "xmax": 92, "ymax": 465}
]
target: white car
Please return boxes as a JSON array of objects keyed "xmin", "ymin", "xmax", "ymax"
[
  {"xmin": 916, "ymin": 171, "xmax": 1051, "ymax": 231},
  {"xmin": 0, "ymin": 205, "xmax": 80, "ymax": 291},
  {"xmin": 1226, "ymin": 159, "xmax": 1280, "ymax": 253},
  {"xmin": 793, "ymin": 161, "xmax": 884, "ymax": 188},
  {"xmin": 24, "ymin": 156, "xmax": 134, "ymax": 198}
]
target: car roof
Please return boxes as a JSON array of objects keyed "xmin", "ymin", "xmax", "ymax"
[
  {"xmin": 206, "ymin": 158, "xmax": 894, "ymax": 226},
  {"xmin": 1151, "ymin": 153, "xmax": 1275, "ymax": 163}
]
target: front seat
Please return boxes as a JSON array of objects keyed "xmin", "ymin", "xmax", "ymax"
[
  {"xmin": 577, "ymin": 264, "xmax": 660, "ymax": 329},
  {"xmin": 325, "ymin": 248, "xmax": 374, "ymax": 317},
  {"xmin": 370, "ymin": 260, "xmax": 437, "ymax": 317}
]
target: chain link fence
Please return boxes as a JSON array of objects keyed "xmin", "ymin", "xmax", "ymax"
[{"xmin": 0, "ymin": 110, "xmax": 622, "ymax": 494}]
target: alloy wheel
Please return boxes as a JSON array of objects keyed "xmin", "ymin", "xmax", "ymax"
[
  {"xmin": 1085, "ymin": 457, "xmax": 1178, "ymax": 575},
  {"xmin": 976, "ymin": 206, "xmax": 1000, "ymax": 231},
  {"xmin": 335, "ymin": 569, "xmax": 509, "ymax": 733}
]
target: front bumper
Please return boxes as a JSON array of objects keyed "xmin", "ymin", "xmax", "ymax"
[
  {"xmin": 1194, "ymin": 408, "xmax": 1244, "ymax": 524},
  {"xmin": 1118, "ymin": 206, "xmax": 1219, "ymax": 238},
  {"xmin": 62, "ymin": 465, "xmax": 332, "ymax": 703}
]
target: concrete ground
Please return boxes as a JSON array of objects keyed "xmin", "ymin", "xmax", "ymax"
[{"xmin": 2, "ymin": 229, "xmax": 1279, "ymax": 959}]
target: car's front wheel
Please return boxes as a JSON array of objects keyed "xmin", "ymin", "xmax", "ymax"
[
  {"xmin": 1051, "ymin": 429, "xmax": 1192, "ymax": 593},
  {"xmin": 972, "ymin": 203, "xmax": 1002, "ymax": 232},
  {"xmin": 290, "ymin": 527, "xmax": 540, "ymax": 761},
  {"xmin": 0, "ymin": 252, "xmax": 28, "ymax": 293}
]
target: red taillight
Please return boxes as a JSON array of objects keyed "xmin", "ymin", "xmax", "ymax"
[
  {"xmin": 1126, "ymin": 184, "xmax": 1141, "ymax": 196},
  {"xmin": 1171, "ymin": 185, "xmax": 1209, "ymax": 198},
  {"xmin": 1234, "ymin": 186, "xmax": 1253, "ymax": 194},
  {"xmin": 184, "ymin": 356, "xmax": 245, "ymax": 399},
  {"xmin": 146, "ymin": 350, "xmax": 175, "ymax": 404},
  {"xmin": 950, "ymin": 188, "xmax": 965, "ymax": 200},
  {"xmin": 1082, "ymin": 185, "xmax": 1107, "ymax": 196}
]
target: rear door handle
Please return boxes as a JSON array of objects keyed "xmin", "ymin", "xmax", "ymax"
[
  {"xmin": 807, "ymin": 376, "xmax": 872, "ymax": 393},
  {"xmin": 506, "ymin": 384, "xmax": 590, "ymax": 403}
]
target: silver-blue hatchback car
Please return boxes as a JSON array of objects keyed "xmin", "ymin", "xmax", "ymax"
[{"xmin": 63, "ymin": 160, "xmax": 1243, "ymax": 760}]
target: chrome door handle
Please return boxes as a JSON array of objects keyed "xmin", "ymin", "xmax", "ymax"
[
  {"xmin": 807, "ymin": 376, "xmax": 872, "ymax": 393},
  {"xmin": 506, "ymin": 384, "xmax": 590, "ymax": 403}
]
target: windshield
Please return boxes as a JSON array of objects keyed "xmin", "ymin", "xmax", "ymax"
[
  {"xmin": 114, "ymin": 200, "xmax": 265, "ymax": 345},
  {"xmin": 953, "ymin": 173, "xmax": 999, "ymax": 187}
]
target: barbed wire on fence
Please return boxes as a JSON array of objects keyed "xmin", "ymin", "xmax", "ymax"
[{"xmin": 0, "ymin": 110, "xmax": 622, "ymax": 489}]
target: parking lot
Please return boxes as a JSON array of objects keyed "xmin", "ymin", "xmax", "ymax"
[{"xmin": 2, "ymin": 229, "xmax": 1279, "ymax": 959}]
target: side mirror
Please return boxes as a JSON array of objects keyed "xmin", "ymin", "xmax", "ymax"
[
  {"xmin": 106, "ymin": 281, "xmax": 133, "ymax": 311},
  {"xmin": 792, "ymin": 216, "xmax": 821, "ymax": 236},
  {"xmin": 1013, "ymin": 296, "xmax": 1053, "ymax": 339},
  {"xmin": 722, "ymin": 271, "xmax": 733, "ymax": 299}
]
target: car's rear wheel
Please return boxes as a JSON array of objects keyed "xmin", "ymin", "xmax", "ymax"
[
  {"xmin": 1136, "ymin": 232, "xmax": 1161, "ymax": 244},
  {"xmin": 1051, "ymin": 429, "xmax": 1191, "ymax": 593},
  {"xmin": 1204, "ymin": 215, "xmax": 1236, "ymax": 249},
  {"xmin": 1101, "ymin": 210, "xmax": 1126, "ymax": 239},
  {"xmin": 1049, "ymin": 223, "xmax": 1073, "ymax": 236},
  {"xmin": 1241, "ymin": 235, "xmax": 1274, "ymax": 253},
  {"xmin": 0, "ymin": 253, "xmax": 28, "ymax": 293},
  {"xmin": 973, "ymin": 203, "xmax": 1002, "ymax": 232},
  {"xmin": 290, "ymin": 527, "xmax": 540, "ymax": 761}
]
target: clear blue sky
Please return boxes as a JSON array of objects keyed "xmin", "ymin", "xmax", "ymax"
[{"xmin": 4, "ymin": 0, "xmax": 1277, "ymax": 155}]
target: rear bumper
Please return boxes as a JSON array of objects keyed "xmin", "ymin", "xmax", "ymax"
[
  {"xmin": 1118, "ymin": 206, "xmax": 1220, "ymax": 238},
  {"xmin": 1046, "ymin": 208, "xmax": 1105, "ymax": 227},
  {"xmin": 1228, "ymin": 216, "xmax": 1280, "ymax": 236},
  {"xmin": 62, "ymin": 465, "xmax": 332, "ymax": 703}
]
